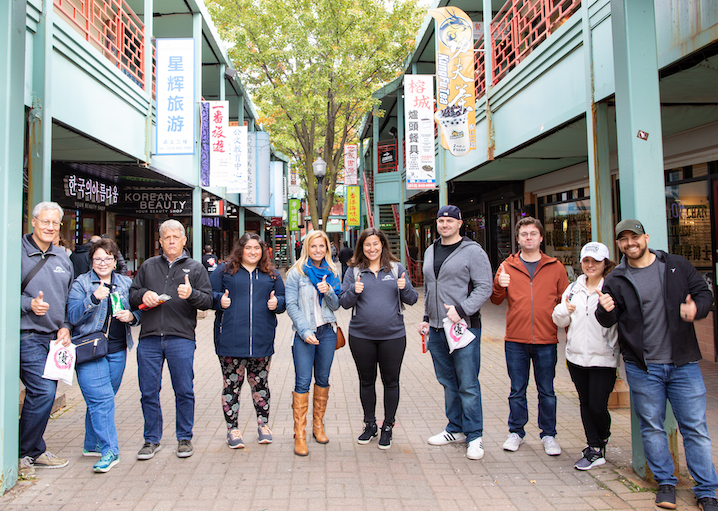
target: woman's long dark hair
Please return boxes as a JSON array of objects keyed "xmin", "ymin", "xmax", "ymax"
[
  {"xmin": 224, "ymin": 232, "xmax": 276, "ymax": 278},
  {"xmin": 349, "ymin": 228, "xmax": 398, "ymax": 270}
]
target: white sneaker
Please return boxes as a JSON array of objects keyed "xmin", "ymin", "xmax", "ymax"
[
  {"xmin": 502, "ymin": 433, "xmax": 524, "ymax": 452},
  {"xmin": 428, "ymin": 430, "xmax": 466, "ymax": 446},
  {"xmin": 466, "ymin": 437, "xmax": 484, "ymax": 460},
  {"xmin": 541, "ymin": 435, "xmax": 561, "ymax": 456}
]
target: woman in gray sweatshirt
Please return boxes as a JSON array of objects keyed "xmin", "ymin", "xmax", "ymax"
[{"xmin": 339, "ymin": 228, "xmax": 418, "ymax": 450}]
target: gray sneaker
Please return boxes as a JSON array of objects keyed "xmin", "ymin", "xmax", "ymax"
[
  {"xmin": 18, "ymin": 456, "xmax": 35, "ymax": 478},
  {"xmin": 227, "ymin": 429, "xmax": 245, "ymax": 449},
  {"xmin": 137, "ymin": 442, "xmax": 162, "ymax": 460},
  {"xmin": 33, "ymin": 451, "xmax": 68, "ymax": 469},
  {"xmin": 177, "ymin": 439, "xmax": 193, "ymax": 458},
  {"xmin": 257, "ymin": 425, "xmax": 273, "ymax": 444}
]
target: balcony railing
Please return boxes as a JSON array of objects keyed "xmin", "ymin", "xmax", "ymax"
[
  {"xmin": 377, "ymin": 139, "xmax": 406, "ymax": 174},
  {"xmin": 54, "ymin": 0, "xmax": 154, "ymax": 94},
  {"xmin": 475, "ymin": 0, "xmax": 581, "ymax": 99}
]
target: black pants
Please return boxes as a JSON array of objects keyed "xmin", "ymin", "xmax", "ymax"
[
  {"xmin": 349, "ymin": 334, "xmax": 406, "ymax": 425},
  {"xmin": 567, "ymin": 361, "xmax": 617, "ymax": 448}
]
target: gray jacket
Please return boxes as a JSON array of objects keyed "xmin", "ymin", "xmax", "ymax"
[
  {"xmin": 21, "ymin": 234, "xmax": 74, "ymax": 333},
  {"xmin": 422, "ymin": 237, "xmax": 493, "ymax": 329}
]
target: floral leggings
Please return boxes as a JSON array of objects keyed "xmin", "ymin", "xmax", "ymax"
[{"xmin": 218, "ymin": 356, "xmax": 271, "ymax": 429}]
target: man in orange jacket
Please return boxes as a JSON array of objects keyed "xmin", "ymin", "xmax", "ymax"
[{"xmin": 491, "ymin": 217, "xmax": 568, "ymax": 456}]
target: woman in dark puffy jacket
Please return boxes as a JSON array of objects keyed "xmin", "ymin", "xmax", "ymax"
[{"xmin": 210, "ymin": 233, "xmax": 285, "ymax": 449}]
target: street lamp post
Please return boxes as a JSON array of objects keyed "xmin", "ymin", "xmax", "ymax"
[{"xmin": 312, "ymin": 156, "xmax": 327, "ymax": 230}]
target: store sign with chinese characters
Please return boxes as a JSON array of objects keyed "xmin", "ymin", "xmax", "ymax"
[
  {"xmin": 347, "ymin": 186, "xmax": 361, "ymax": 226},
  {"xmin": 208, "ymin": 101, "xmax": 230, "ymax": 186},
  {"xmin": 202, "ymin": 199, "xmax": 226, "ymax": 217},
  {"xmin": 63, "ymin": 174, "xmax": 119, "ymax": 211},
  {"xmin": 404, "ymin": 75, "xmax": 436, "ymax": 189},
  {"xmin": 344, "ymin": 144, "xmax": 358, "ymax": 185},
  {"xmin": 156, "ymin": 38, "xmax": 195, "ymax": 155}
]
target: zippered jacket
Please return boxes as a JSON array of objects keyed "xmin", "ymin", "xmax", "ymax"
[
  {"xmin": 129, "ymin": 254, "xmax": 213, "ymax": 341},
  {"xmin": 285, "ymin": 267, "xmax": 339, "ymax": 341},
  {"xmin": 490, "ymin": 251, "xmax": 569, "ymax": 344},
  {"xmin": 422, "ymin": 237, "xmax": 493, "ymax": 329},
  {"xmin": 210, "ymin": 264, "xmax": 286, "ymax": 358},
  {"xmin": 595, "ymin": 250, "xmax": 711, "ymax": 371},
  {"xmin": 552, "ymin": 274, "xmax": 618, "ymax": 368}
]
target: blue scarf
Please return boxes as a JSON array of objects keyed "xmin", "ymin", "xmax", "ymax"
[{"xmin": 304, "ymin": 261, "xmax": 341, "ymax": 304}]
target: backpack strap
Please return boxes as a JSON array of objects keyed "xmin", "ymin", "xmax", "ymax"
[{"xmin": 390, "ymin": 262, "xmax": 405, "ymax": 315}]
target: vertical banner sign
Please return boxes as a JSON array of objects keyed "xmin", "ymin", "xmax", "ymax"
[
  {"xmin": 288, "ymin": 165, "xmax": 302, "ymax": 196},
  {"xmin": 241, "ymin": 132, "xmax": 271, "ymax": 207},
  {"xmin": 347, "ymin": 186, "xmax": 361, "ymax": 226},
  {"xmin": 428, "ymin": 7, "xmax": 476, "ymax": 157},
  {"xmin": 241, "ymin": 131, "xmax": 257, "ymax": 206},
  {"xmin": 344, "ymin": 145, "xmax": 358, "ymax": 185},
  {"xmin": 270, "ymin": 161, "xmax": 284, "ymax": 217},
  {"xmin": 209, "ymin": 101, "xmax": 230, "ymax": 186},
  {"xmin": 288, "ymin": 198, "xmax": 301, "ymax": 231},
  {"xmin": 200, "ymin": 103, "xmax": 210, "ymax": 186},
  {"xmin": 405, "ymin": 75, "xmax": 437, "ymax": 189},
  {"xmin": 156, "ymin": 38, "xmax": 195, "ymax": 155},
  {"xmin": 227, "ymin": 126, "xmax": 248, "ymax": 193}
]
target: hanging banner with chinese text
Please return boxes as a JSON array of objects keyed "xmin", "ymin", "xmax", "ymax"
[
  {"xmin": 241, "ymin": 132, "xmax": 271, "ymax": 208},
  {"xmin": 156, "ymin": 39, "xmax": 195, "ymax": 155},
  {"xmin": 288, "ymin": 198, "xmax": 301, "ymax": 231},
  {"xmin": 288, "ymin": 165, "xmax": 302, "ymax": 197},
  {"xmin": 428, "ymin": 7, "xmax": 476, "ymax": 157},
  {"xmin": 269, "ymin": 161, "xmax": 284, "ymax": 217},
  {"xmin": 344, "ymin": 145, "xmax": 358, "ymax": 185},
  {"xmin": 208, "ymin": 101, "xmax": 230, "ymax": 187},
  {"xmin": 227, "ymin": 125, "xmax": 248, "ymax": 193},
  {"xmin": 347, "ymin": 186, "xmax": 361, "ymax": 226},
  {"xmin": 404, "ymin": 75, "xmax": 436, "ymax": 189}
]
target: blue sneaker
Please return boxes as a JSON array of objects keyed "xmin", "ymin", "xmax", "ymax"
[{"xmin": 93, "ymin": 451, "xmax": 119, "ymax": 473}]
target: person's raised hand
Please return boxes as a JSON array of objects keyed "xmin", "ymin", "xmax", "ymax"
[
  {"xmin": 680, "ymin": 294, "xmax": 697, "ymax": 322},
  {"xmin": 595, "ymin": 288, "xmax": 615, "ymax": 312},
  {"xmin": 397, "ymin": 272, "xmax": 407, "ymax": 290},
  {"xmin": 31, "ymin": 291, "xmax": 50, "ymax": 316},
  {"xmin": 177, "ymin": 274, "xmax": 192, "ymax": 300},
  {"xmin": 93, "ymin": 284, "xmax": 110, "ymax": 301},
  {"xmin": 497, "ymin": 265, "xmax": 510, "ymax": 288},
  {"xmin": 317, "ymin": 274, "xmax": 330, "ymax": 294},
  {"xmin": 267, "ymin": 290, "xmax": 278, "ymax": 311},
  {"xmin": 565, "ymin": 294, "xmax": 576, "ymax": 314},
  {"xmin": 220, "ymin": 289, "xmax": 231, "ymax": 309},
  {"xmin": 354, "ymin": 274, "xmax": 364, "ymax": 294}
]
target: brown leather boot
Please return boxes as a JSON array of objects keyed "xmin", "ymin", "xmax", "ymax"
[
  {"xmin": 292, "ymin": 392, "xmax": 309, "ymax": 456},
  {"xmin": 312, "ymin": 384, "xmax": 330, "ymax": 444}
]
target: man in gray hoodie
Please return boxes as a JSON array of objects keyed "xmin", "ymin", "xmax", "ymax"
[
  {"xmin": 19, "ymin": 202, "xmax": 74, "ymax": 477},
  {"xmin": 418, "ymin": 205, "xmax": 493, "ymax": 460}
]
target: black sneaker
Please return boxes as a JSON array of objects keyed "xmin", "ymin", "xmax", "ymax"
[
  {"xmin": 574, "ymin": 446, "xmax": 605, "ymax": 471},
  {"xmin": 655, "ymin": 484, "xmax": 676, "ymax": 509},
  {"xmin": 378, "ymin": 423, "xmax": 393, "ymax": 450},
  {"xmin": 698, "ymin": 497, "xmax": 718, "ymax": 511},
  {"xmin": 357, "ymin": 422, "xmax": 378, "ymax": 444},
  {"xmin": 137, "ymin": 442, "xmax": 161, "ymax": 460}
]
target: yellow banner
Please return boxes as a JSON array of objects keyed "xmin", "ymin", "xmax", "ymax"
[
  {"xmin": 347, "ymin": 186, "xmax": 361, "ymax": 226},
  {"xmin": 429, "ymin": 7, "xmax": 476, "ymax": 157}
]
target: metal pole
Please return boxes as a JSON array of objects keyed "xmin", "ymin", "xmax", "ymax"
[{"xmin": 317, "ymin": 175, "xmax": 324, "ymax": 231}]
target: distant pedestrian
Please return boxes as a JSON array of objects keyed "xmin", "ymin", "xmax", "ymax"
[
  {"xmin": 71, "ymin": 235, "xmax": 101, "ymax": 278},
  {"xmin": 210, "ymin": 233, "xmax": 286, "ymax": 449},
  {"xmin": 338, "ymin": 242, "xmax": 353, "ymax": 280},
  {"xmin": 552, "ymin": 242, "xmax": 618, "ymax": 471},
  {"xmin": 202, "ymin": 244, "xmax": 218, "ymax": 273},
  {"xmin": 285, "ymin": 230, "xmax": 341, "ymax": 456},
  {"xmin": 340, "ymin": 228, "xmax": 418, "ymax": 449}
]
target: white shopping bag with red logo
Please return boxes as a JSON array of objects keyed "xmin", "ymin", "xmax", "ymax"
[
  {"xmin": 42, "ymin": 340, "xmax": 76, "ymax": 386},
  {"xmin": 442, "ymin": 317, "xmax": 476, "ymax": 353}
]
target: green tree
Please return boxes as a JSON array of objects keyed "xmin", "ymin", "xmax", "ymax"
[{"xmin": 209, "ymin": 0, "xmax": 425, "ymax": 229}]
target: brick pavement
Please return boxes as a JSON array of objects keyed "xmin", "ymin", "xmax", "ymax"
[{"xmin": 2, "ymin": 288, "xmax": 718, "ymax": 510}]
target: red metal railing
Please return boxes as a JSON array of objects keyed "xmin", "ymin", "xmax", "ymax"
[
  {"xmin": 377, "ymin": 139, "xmax": 406, "ymax": 173},
  {"xmin": 474, "ymin": 0, "xmax": 581, "ymax": 97},
  {"xmin": 54, "ymin": 0, "xmax": 153, "ymax": 93},
  {"xmin": 362, "ymin": 169, "xmax": 375, "ymax": 228}
]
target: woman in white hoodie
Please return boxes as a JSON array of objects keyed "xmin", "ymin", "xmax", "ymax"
[{"xmin": 552, "ymin": 242, "xmax": 619, "ymax": 471}]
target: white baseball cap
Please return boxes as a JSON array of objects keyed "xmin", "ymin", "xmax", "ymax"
[{"xmin": 580, "ymin": 242, "xmax": 610, "ymax": 262}]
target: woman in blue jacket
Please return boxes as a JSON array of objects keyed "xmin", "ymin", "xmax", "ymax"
[
  {"xmin": 285, "ymin": 230, "xmax": 341, "ymax": 456},
  {"xmin": 67, "ymin": 238, "xmax": 140, "ymax": 473},
  {"xmin": 210, "ymin": 232, "xmax": 286, "ymax": 448}
]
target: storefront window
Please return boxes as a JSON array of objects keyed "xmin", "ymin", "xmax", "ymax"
[
  {"xmin": 666, "ymin": 180, "xmax": 710, "ymax": 269},
  {"xmin": 542, "ymin": 199, "xmax": 591, "ymax": 279}
]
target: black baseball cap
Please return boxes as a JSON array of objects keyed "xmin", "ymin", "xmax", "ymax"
[
  {"xmin": 437, "ymin": 205, "xmax": 462, "ymax": 220},
  {"xmin": 615, "ymin": 219, "xmax": 645, "ymax": 239}
]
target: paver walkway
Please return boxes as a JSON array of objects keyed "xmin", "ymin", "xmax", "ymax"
[{"xmin": 2, "ymin": 286, "xmax": 718, "ymax": 510}]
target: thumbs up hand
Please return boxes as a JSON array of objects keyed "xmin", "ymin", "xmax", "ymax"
[
  {"xmin": 220, "ymin": 289, "xmax": 231, "ymax": 309},
  {"xmin": 444, "ymin": 303, "xmax": 460, "ymax": 323},
  {"xmin": 354, "ymin": 273, "xmax": 364, "ymax": 294},
  {"xmin": 564, "ymin": 294, "xmax": 576, "ymax": 315},
  {"xmin": 93, "ymin": 283, "xmax": 110, "ymax": 301},
  {"xmin": 267, "ymin": 290, "xmax": 278, "ymax": 311},
  {"xmin": 317, "ymin": 274, "xmax": 330, "ymax": 294},
  {"xmin": 178, "ymin": 274, "xmax": 192, "ymax": 300},
  {"xmin": 497, "ymin": 264, "xmax": 510, "ymax": 288},
  {"xmin": 397, "ymin": 272, "xmax": 407, "ymax": 290},
  {"xmin": 595, "ymin": 288, "xmax": 615, "ymax": 312},
  {"xmin": 680, "ymin": 293, "xmax": 697, "ymax": 322},
  {"xmin": 31, "ymin": 291, "xmax": 50, "ymax": 316}
]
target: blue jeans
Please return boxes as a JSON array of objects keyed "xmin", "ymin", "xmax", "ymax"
[
  {"xmin": 137, "ymin": 336, "xmax": 195, "ymax": 443},
  {"xmin": 19, "ymin": 332, "xmax": 58, "ymax": 458},
  {"xmin": 428, "ymin": 327, "xmax": 483, "ymax": 442},
  {"xmin": 505, "ymin": 341, "xmax": 557, "ymax": 438},
  {"xmin": 624, "ymin": 361, "xmax": 718, "ymax": 498},
  {"xmin": 292, "ymin": 324, "xmax": 336, "ymax": 393},
  {"xmin": 77, "ymin": 350, "xmax": 127, "ymax": 455}
]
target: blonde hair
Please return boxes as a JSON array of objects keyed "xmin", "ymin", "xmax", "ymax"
[{"xmin": 291, "ymin": 231, "xmax": 338, "ymax": 277}]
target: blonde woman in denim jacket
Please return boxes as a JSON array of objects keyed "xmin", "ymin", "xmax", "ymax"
[{"xmin": 285, "ymin": 230, "xmax": 341, "ymax": 456}]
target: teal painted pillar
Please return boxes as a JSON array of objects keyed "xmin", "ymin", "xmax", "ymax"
[
  {"xmin": 191, "ymin": 13, "xmax": 202, "ymax": 262},
  {"xmin": 582, "ymin": 1, "xmax": 614, "ymax": 258},
  {"xmin": 1, "ymin": 0, "xmax": 25, "ymax": 492},
  {"xmin": 27, "ymin": 0, "xmax": 54, "ymax": 231},
  {"xmin": 239, "ymin": 207, "xmax": 245, "ymax": 237},
  {"xmin": 237, "ymin": 93, "xmax": 245, "ymax": 237},
  {"xmin": 611, "ymin": 0, "xmax": 677, "ymax": 480},
  {"xmin": 372, "ymin": 114, "xmax": 380, "ymax": 227},
  {"xmin": 397, "ymin": 94, "xmax": 406, "ymax": 267}
]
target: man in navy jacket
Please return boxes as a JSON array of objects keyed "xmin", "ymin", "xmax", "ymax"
[{"xmin": 596, "ymin": 219, "xmax": 718, "ymax": 511}]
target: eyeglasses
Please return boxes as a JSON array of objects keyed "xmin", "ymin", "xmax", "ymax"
[
  {"xmin": 92, "ymin": 257, "xmax": 115, "ymax": 265},
  {"xmin": 37, "ymin": 220, "xmax": 62, "ymax": 228}
]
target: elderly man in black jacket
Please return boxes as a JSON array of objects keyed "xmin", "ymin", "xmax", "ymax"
[{"xmin": 596, "ymin": 219, "xmax": 718, "ymax": 511}]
